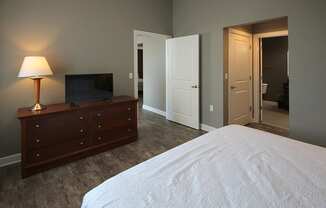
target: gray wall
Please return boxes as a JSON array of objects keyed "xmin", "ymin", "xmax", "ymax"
[
  {"xmin": 262, "ymin": 37, "xmax": 288, "ymax": 102},
  {"xmin": 142, "ymin": 35, "xmax": 167, "ymax": 111},
  {"xmin": 0, "ymin": 0, "xmax": 172, "ymax": 157},
  {"xmin": 173, "ymin": 0, "xmax": 326, "ymax": 146}
]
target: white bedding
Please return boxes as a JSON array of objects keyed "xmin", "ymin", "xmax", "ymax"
[{"xmin": 82, "ymin": 125, "xmax": 326, "ymax": 208}]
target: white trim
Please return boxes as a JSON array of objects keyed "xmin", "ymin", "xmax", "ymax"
[
  {"xmin": 133, "ymin": 30, "xmax": 172, "ymax": 99},
  {"xmin": 142, "ymin": 105, "xmax": 166, "ymax": 117},
  {"xmin": 200, "ymin": 124, "xmax": 217, "ymax": 132},
  {"xmin": 0, "ymin": 153, "xmax": 21, "ymax": 167},
  {"xmin": 227, "ymin": 29, "xmax": 253, "ymax": 124},
  {"xmin": 229, "ymin": 28, "xmax": 252, "ymax": 37},
  {"xmin": 134, "ymin": 30, "xmax": 172, "ymax": 39},
  {"xmin": 253, "ymin": 30, "xmax": 288, "ymax": 39},
  {"xmin": 253, "ymin": 35, "xmax": 261, "ymax": 123}
]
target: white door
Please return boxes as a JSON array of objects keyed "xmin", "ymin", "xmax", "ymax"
[
  {"xmin": 228, "ymin": 29, "xmax": 253, "ymax": 125},
  {"xmin": 166, "ymin": 35, "xmax": 200, "ymax": 129}
]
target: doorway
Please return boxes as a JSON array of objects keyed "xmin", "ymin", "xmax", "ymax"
[
  {"xmin": 133, "ymin": 31, "xmax": 171, "ymax": 116},
  {"xmin": 137, "ymin": 43, "xmax": 143, "ymax": 106},
  {"xmin": 133, "ymin": 31, "xmax": 201, "ymax": 129},
  {"xmin": 224, "ymin": 17, "xmax": 289, "ymax": 131},
  {"xmin": 260, "ymin": 36, "xmax": 289, "ymax": 129}
]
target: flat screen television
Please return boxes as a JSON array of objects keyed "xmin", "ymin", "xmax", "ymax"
[{"xmin": 65, "ymin": 73, "xmax": 113, "ymax": 103}]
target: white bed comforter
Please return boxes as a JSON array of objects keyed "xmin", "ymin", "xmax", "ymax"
[{"xmin": 82, "ymin": 125, "xmax": 326, "ymax": 208}]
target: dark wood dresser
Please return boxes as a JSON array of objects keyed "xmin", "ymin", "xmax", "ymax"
[{"xmin": 17, "ymin": 96, "xmax": 138, "ymax": 178}]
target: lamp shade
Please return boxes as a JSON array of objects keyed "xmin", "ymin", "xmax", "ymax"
[{"xmin": 18, "ymin": 56, "xmax": 53, "ymax": 78}]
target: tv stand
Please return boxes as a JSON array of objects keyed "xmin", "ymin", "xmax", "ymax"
[{"xmin": 17, "ymin": 96, "xmax": 138, "ymax": 178}]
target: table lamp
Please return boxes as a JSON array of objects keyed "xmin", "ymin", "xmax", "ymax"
[{"xmin": 18, "ymin": 56, "xmax": 53, "ymax": 111}]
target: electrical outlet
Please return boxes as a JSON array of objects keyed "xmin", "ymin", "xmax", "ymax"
[
  {"xmin": 129, "ymin": 73, "xmax": 133, "ymax": 79},
  {"xmin": 209, "ymin": 105, "xmax": 214, "ymax": 112}
]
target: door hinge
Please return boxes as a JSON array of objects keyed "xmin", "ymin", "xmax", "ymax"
[
  {"xmin": 249, "ymin": 76, "xmax": 252, "ymax": 80},
  {"xmin": 249, "ymin": 106, "xmax": 252, "ymax": 112}
]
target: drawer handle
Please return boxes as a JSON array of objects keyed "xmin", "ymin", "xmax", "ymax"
[
  {"xmin": 79, "ymin": 116, "xmax": 84, "ymax": 120},
  {"xmin": 97, "ymin": 113, "xmax": 102, "ymax": 117},
  {"xmin": 80, "ymin": 129, "xmax": 84, "ymax": 133},
  {"xmin": 35, "ymin": 124, "xmax": 40, "ymax": 128},
  {"xmin": 98, "ymin": 124, "xmax": 102, "ymax": 128},
  {"xmin": 36, "ymin": 153, "xmax": 40, "ymax": 157},
  {"xmin": 36, "ymin": 139, "xmax": 40, "ymax": 143},
  {"xmin": 97, "ymin": 136, "xmax": 102, "ymax": 140},
  {"xmin": 128, "ymin": 128, "xmax": 132, "ymax": 132},
  {"xmin": 80, "ymin": 141, "xmax": 84, "ymax": 145},
  {"xmin": 128, "ymin": 118, "xmax": 131, "ymax": 121}
]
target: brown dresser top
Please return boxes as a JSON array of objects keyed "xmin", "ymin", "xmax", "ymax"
[{"xmin": 17, "ymin": 96, "xmax": 138, "ymax": 119}]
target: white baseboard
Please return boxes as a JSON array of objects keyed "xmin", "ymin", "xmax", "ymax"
[
  {"xmin": 142, "ymin": 105, "xmax": 166, "ymax": 117},
  {"xmin": 201, "ymin": 124, "xmax": 217, "ymax": 132},
  {"xmin": 0, "ymin": 153, "xmax": 21, "ymax": 167},
  {"xmin": 141, "ymin": 106, "xmax": 217, "ymax": 132}
]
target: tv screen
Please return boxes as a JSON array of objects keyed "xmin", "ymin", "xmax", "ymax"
[{"xmin": 65, "ymin": 73, "xmax": 113, "ymax": 103}]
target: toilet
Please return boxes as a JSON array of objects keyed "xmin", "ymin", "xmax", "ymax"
[{"xmin": 262, "ymin": 83, "xmax": 268, "ymax": 94}]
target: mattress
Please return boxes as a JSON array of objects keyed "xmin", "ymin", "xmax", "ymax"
[{"xmin": 82, "ymin": 125, "xmax": 326, "ymax": 208}]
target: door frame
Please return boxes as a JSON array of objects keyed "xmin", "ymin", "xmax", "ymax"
[
  {"xmin": 224, "ymin": 28, "xmax": 253, "ymax": 125},
  {"xmin": 252, "ymin": 30, "xmax": 288, "ymax": 122},
  {"xmin": 133, "ymin": 30, "xmax": 171, "ymax": 99}
]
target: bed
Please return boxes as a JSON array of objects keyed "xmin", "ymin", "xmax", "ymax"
[{"xmin": 82, "ymin": 125, "xmax": 326, "ymax": 208}]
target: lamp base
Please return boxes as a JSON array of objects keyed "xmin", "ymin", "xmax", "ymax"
[{"xmin": 31, "ymin": 103, "xmax": 47, "ymax": 111}]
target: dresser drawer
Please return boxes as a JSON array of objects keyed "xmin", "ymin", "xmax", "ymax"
[
  {"xmin": 27, "ymin": 111, "xmax": 89, "ymax": 131},
  {"xmin": 92, "ymin": 125, "xmax": 136, "ymax": 145},
  {"xmin": 93, "ymin": 117, "xmax": 134, "ymax": 132},
  {"xmin": 92, "ymin": 103, "xmax": 134, "ymax": 124},
  {"xmin": 27, "ymin": 126, "xmax": 89, "ymax": 149},
  {"xmin": 27, "ymin": 138, "xmax": 90, "ymax": 164},
  {"xmin": 92, "ymin": 103, "xmax": 135, "ymax": 131},
  {"xmin": 26, "ymin": 112, "xmax": 89, "ymax": 149}
]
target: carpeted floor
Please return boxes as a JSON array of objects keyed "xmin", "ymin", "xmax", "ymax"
[
  {"xmin": 0, "ymin": 107, "xmax": 287, "ymax": 208},
  {"xmin": 246, "ymin": 122, "xmax": 289, "ymax": 137}
]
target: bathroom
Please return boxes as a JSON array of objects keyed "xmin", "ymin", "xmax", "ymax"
[{"xmin": 261, "ymin": 36, "xmax": 289, "ymax": 129}]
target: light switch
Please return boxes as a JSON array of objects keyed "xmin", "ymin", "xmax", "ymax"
[
  {"xmin": 209, "ymin": 105, "xmax": 214, "ymax": 112},
  {"xmin": 129, "ymin": 73, "xmax": 133, "ymax": 79}
]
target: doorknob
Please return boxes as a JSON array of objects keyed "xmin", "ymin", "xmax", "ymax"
[
  {"xmin": 191, "ymin": 85, "xmax": 198, "ymax": 88},
  {"xmin": 230, "ymin": 86, "xmax": 236, "ymax": 90}
]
